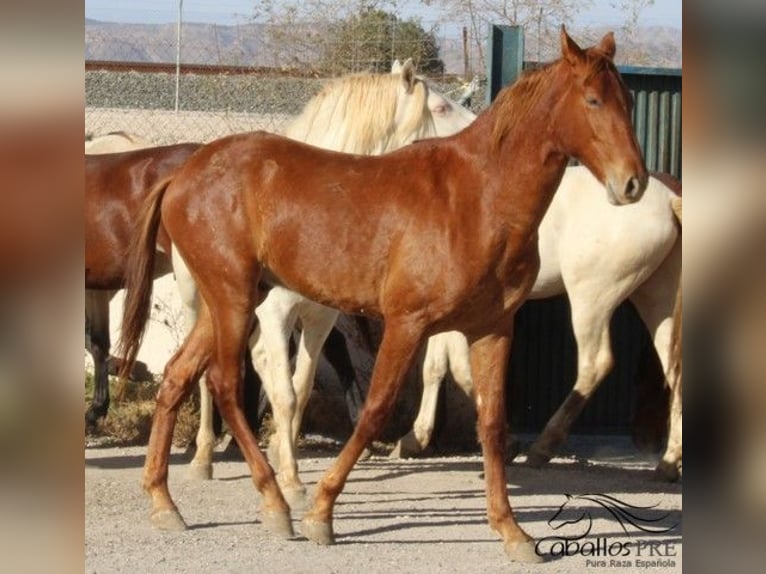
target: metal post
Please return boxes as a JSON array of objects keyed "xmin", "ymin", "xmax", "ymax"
[
  {"xmin": 175, "ymin": 0, "xmax": 183, "ymax": 113},
  {"xmin": 486, "ymin": 24, "xmax": 524, "ymax": 105}
]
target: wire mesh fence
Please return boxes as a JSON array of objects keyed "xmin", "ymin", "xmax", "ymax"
[{"xmin": 85, "ymin": 14, "xmax": 489, "ymax": 145}]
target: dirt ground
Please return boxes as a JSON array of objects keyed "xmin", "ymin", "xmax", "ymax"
[{"xmin": 85, "ymin": 435, "xmax": 681, "ymax": 573}]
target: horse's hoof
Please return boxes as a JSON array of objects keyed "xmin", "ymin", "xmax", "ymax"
[
  {"xmin": 261, "ymin": 509, "xmax": 295, "ymax": 539},
  {"xmin": 504, "ymin": 540, "xmax": 544, "ymax": 563},
  {"xmin": 186, "ymin": 461, "xmax": 213, "ymax": 481},
  {"xmin": 655, "ymin": 460, "xmax": 681, "ymax": 482},
  {"xmin": 302, "ymin": 517, "xmax": 335, "ymax": 545},
  {"xmin": 282, "ymin": 485, "xmax": 308, "ymax": 511},
  {"xmin": 85, "ymin": 407, "xmax": 106, "ymax": 433},
  {"xmin": 390, "ymin": 432, "xmax": 423, "ymax": 459},
  {"xmin": 150, "ymin": 509, "xmax": 188, "ymax": 531},
  {"xmin": 525, "ymin": 446, "xmax": 551, "ymax": 468}
]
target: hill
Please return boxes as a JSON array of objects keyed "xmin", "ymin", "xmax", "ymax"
[{"xmin": 85, "ymin": 19, "xmax": 681, "ymax": 73}]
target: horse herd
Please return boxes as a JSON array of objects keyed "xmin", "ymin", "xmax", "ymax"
[{"xmin": 85, "ymin": 29, "xmax": 681, "ymax": 563}]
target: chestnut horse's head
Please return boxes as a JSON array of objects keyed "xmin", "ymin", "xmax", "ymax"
[{"xmin": 555, "ymin": 27, "xmax": 648, "ymax": 205}]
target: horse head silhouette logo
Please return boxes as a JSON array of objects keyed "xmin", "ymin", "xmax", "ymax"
[{"xmin": 548, "ymin": 493, "xmax": 677, "ymax": 538}]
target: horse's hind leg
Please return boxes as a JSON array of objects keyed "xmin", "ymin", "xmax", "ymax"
[
  {"xmin": 630, "ymin": 242, "xmax": 682, "ymax": 480},
  {"xmin": 174, "ymin": 249, "xmax": 216, "ymax": 481},
  {"xmin": 527, "ymin": 297, "xmax": 617, "ymax": 467},
  {"xmin": 207, "ymin": 281, "xmax": 293, "ymax": 538},
  {"xmin": 85, "ymin": 289, "xmax": 112, "ymax": 431},
  {"xmin": 143, "ymin": 304, "xmax": 213, "ymax": 531},
  {"xmin": 302, "ymin": 317, "xmax": 426, "ymax": 545},
  {"xmin": 392, "ymin": 333, "xmax": 449, "ymax": 458}
]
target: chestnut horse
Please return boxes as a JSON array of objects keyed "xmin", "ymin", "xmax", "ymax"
[
  {"xmin": 120, "ymin": 29, "xmax": 646, "ymax": 562},
  {"xmin": 85, "ymin": 141, "xmax": 201, "ymax": 428}
]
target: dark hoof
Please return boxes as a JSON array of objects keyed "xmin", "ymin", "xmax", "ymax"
[
  {"xmin": 390, "ymin": 432, "xmax": 424, "ymax": 459},
  {"xmin": 85, "ymin": 406, "xmax": 107, "ymax": 433},
  {"xmin": 525, "ymin": 447, "xmax": 551, "ymax": 469},
  {"xmin": 655, "ymin": 460, "xmax": 681, "ymax": 482}
]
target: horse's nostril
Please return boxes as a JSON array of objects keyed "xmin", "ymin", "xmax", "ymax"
[{"xmin": 625, "ymin": 177, "xmax": 640, "ymax": 200}]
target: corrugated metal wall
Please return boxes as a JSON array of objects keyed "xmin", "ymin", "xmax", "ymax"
[{"xmin": 621, "ymin": 67, "xmax": 683, "ymax": 178}]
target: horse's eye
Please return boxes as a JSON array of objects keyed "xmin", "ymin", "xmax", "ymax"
[
  {"xmin": 432, "ymin": 102, "xmax": 450, "ymax": 115},
  {"xmin": 586, "ymin": 95, "xmax": 602, "ymax": 108}
]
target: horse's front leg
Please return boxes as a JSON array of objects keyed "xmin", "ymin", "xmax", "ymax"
[
  {"xmin": 291, "ymin": 304, "xmax": 339, "ymax": 441},
  {"xmin": 206, "ymin": 281, "xmax": 293, "ymax": 539},
  {"xmin": 527, "ymin": 297, "xmax": 616, "ymax": 467},
  {"xmin": 302, "ymin": 316, "xmax": 426, "ymax": 545},
  {"xmin": 252, "ymin": 289, "xmax": 305, "ymax": 509},
  {"xmin": 469, "ymin": 328, "xmax": 542, "ymax": 563},
  {"xmin": 392, "ymin": 333, "xmax": 449, "ymax": 458}
]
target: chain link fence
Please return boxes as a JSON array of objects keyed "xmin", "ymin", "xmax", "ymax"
[{"xmin": 85, "ymin": 15, "xmax": 489, "ymax": 145}]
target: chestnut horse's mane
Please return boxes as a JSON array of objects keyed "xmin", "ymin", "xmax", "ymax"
[
  {"xmin": 488, "ymin": 54, "xmax": 617, "ymax": 151},
  {"xmin": 283, "ymin": 72, "xmax": 435, "ymax": 155},
  {"xmin": 489, "ymin": 62, "xmax": 560, "ymax": 149}
]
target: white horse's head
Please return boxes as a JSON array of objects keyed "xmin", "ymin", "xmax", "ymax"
[
  {"xmin": 284, "ymin": 61, "xmax": 476, "ymax": 156},
  {"xmin": 392, "ymin": 59, "xmax": 477, "ymax": 139}
]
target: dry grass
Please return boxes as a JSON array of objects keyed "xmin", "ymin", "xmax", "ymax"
[{"xmin": 85, "ymin": 373, "xmax": 200, "ymax": 447}]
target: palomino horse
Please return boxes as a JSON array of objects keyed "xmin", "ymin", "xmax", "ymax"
[
  {"xmin": 120, "ymin": 29, "xmax": 647, "ymax": 562},
  {"xmin": 396, "ymin": 168, "xmax": 682, "ymax": 481},
  {"xmin": 85, "ymin": 131, "xmax": 153, "ymax": 154},
  {"xmin": 172, "ymin": 61, "xmax": 475, "ymax": 483},
  {"xmin": 85, "ymin": 136, "xmax": 200, "ymax": 428}
]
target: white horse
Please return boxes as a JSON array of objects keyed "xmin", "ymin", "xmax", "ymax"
[
  {"xmin": 85, "ymin": 131, "xmax": 153, "ymax": 154},
  {"xmin": 397, "ymin": 167, "xmax": 682, "ymax": 480},
  {"xmin": 174, "ymin": 61, "xmax": 478, "ymax": 501}
]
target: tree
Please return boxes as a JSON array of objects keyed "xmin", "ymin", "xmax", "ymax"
[
  {"xmin": 321, "ymin": 7, "xmax": 444, "ymax": 74},
  {"xmin": 251, "ymin": 1, "xmax": 443, "ymax": 75},
  {"xmin": 421, "ymin": 0, "xmax": 592, "ymax": 63}
]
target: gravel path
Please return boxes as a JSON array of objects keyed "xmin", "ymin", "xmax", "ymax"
[{"xmin": 85, "ymin": 437, "xmax": 681, "ymax": 573}]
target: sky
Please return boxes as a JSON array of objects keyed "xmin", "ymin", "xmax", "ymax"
[{"xmin": 85, "ymin": 1, "xmax": 682, "ymax": 30}]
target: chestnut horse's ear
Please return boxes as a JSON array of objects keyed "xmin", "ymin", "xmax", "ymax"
[
  {"xmin": 560, "ymin": 25, "xmax": 585, "ymax": 66},
  {"xmin": 598, "ymin": 32, "xmax": 616, "ymax": 60},
  {"xmin": 400, "ymin": 58, "xmax": 416, "ymax": 94},
  {"xmin": 391, "ymin": 59, "xmax": 402, "ymax": 74}
]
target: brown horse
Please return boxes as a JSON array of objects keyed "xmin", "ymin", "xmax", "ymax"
[
  {"xmin": 85, "ymin": 143, "xmax": 200, "ymax": 427},
  {"xmin": 120, "ymin": 28, "xmax": 647, "ymax": 562}
]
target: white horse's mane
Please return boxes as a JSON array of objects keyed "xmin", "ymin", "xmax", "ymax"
[{"xmin": 283, "ymin": 70, "xmax": 435, "ymax": 155}]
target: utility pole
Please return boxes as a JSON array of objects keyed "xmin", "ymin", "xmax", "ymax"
[{"xmin": 175, "ymin": 0, "xmax": 183, "ymax": 113}]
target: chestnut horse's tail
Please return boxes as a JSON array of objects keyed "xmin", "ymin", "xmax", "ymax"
[{"xmin": 118, "ymin": 176, "xmax": 173, "ymax": 380}]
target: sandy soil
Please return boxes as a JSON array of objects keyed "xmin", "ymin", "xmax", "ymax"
[{"xmin": 85, "ymin": 437, "xmax": 682, "ymax": 573}]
